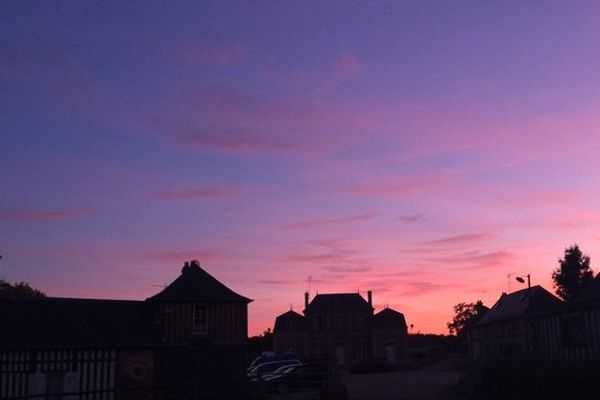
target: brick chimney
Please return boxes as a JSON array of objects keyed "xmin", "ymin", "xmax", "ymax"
[
  {"xmin": 181, "ymin": 261, "xmax": 190, "ymax": 274},
  {"xmin": 304, "ymin": 291, "xmax": 309, "ymax": 309},
  {"xmin": 367, "ymin": 290, "xmax": 372, "ymax": 307}
]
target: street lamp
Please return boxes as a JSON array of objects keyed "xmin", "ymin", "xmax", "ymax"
[
  {"xmin": 515, "ymin": 273, "xmax": 535, "ymax": 355},
  {"xmin": 515, "ymin": 274, "xmax": 532, "ymax": 303},
  {"xmin": 515, "ymin": 274, "xmax": 530, "ymax": 290}
]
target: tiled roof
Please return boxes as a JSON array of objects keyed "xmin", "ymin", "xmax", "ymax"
[
  {"xmin": 274, "ymin": 310, "xmax": 307, "ymax": 332},
  {"xmin": 0, "ymin": 297, "xmax": 160, "ymax": 349},
  {"xmin": 148, "ymin": 261, "xmax": 251, "ymax": 303},
  {"xmin": 475, "ymin": 285, "xmax": 562, "ymax": 326},
  {"xmin": 373, "ymin": 308, "xmax": 408, "ymax": 329},
  {"xmin": 305, "ymin": 293, "xmax": 372, "ymax": 313}
]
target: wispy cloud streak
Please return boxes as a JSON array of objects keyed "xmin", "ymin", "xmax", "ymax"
[
  {"xmin": 0, "ymin": 208, "xmax": 95, "ymax": 222},
  {"xmin": 278, "ymin": 212, "xmax": 378, "ymax": 230},
  {"xmin": 153, "ymin": 187, "xmax": 240, "ymax": 200},
  {"xmin": 422, "ymin": 233, "xmax": 493, "ymax": 246}
]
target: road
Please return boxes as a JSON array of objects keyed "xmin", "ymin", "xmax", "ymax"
[{"xmin": 342, "ymin": 359, "xmax": 460, "ymax": 400}]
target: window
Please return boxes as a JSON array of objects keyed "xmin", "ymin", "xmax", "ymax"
[{"xmin": 193, "ymin": 304, "xmax": 208, "ymax": 334}]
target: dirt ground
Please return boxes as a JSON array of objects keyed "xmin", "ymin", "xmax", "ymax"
[{"xmin": 341, "ymin": 359, "xmax": 461, "ymax": 400}]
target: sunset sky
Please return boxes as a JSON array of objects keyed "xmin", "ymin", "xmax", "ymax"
[{"xmin": 2, "ymin": 1, "xmax": 600, "ymax": 335}]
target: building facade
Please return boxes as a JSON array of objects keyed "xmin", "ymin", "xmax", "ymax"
[
  {"xmin": 467, "ymin": 285, "xmax": 562, "ymax": 361},
  {"xmin": 468, "ymin": 278, "xmax": 600, "ymax": 363},
  {"xmin": 0, "ymin": 260, "xmax": 251, "ymax": 400},
  {"xmin": 273, "ymin": 291, "xmax": 407, "ymax": 366}
]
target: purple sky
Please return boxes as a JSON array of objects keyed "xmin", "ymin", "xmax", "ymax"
[{"xmin": 2, "ymin": 1, "xmax": 600, "ymax": 334}]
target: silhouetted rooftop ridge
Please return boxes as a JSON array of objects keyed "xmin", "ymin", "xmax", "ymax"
[
  {"xmin": 475, "ymin": 285, "xmax": 562, "ymax": 326},
  {"xmin": 148, "ymin": 260, "xmax": 251, "ymax": 303},
  {"xmin": 306, "ymin": 292, "xmax": 372, "ymax": 313}
]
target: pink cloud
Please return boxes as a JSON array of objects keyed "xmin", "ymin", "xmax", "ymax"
[
  {"xmin": 278, "ymin": 212, "xmax": 378, "ymax": 230},
  {"xmin": 309, "ymin": 236, "xmax": 354, "ymax": 248},
  {"xmin": 170, "ymin": 128, "xmax": 313, "ymax": 155},
  {"xmin": 152, "ymin": 85, "xmax": 372, "ymax": 156},
  {"xmin": 422, "ymin": 232, "xmax": 493, "ymax": 246},
  {"xmin": 153, "ymin": 187, "xmax": 240, "ymax": 200},
  {"xmin": 343, "ymin": 175, "xmax": 446, "ymax": 197},
  {"xmin": 258, "ymin": 279, "xmax": 295, "ymax": 285},
  {"xmin": 502, "ymin": 190, "xmax": 583, "ymax": 207},
  {"xmin": 397, "ymin": 214, "xmax": 424, "ymax": 223},
  {"xmin": 550, "ymin": 210, "xmax": 600, "ymax": 229},
  {"xmin": 324, "ymin": 265, "xmax": 372, "ymax": 273},
  {"xmin": 334, "ymin": 52, "xmax": 361, "ymax": 78},
  {"xmin": 178, "ymin": 85, "xmax": 365, "ymax": 130},
  {"xmin": 0, "ymin": 208, "xmax": 95, "ymax": 222},
  {"xmin": 428, "ymin": 250, "xmax": 515, "ymax": 271},
  {"xmin": 399, "ymin": 281, "xmax": 467, "ymax": 297},
  {"xmin": 284, "ymin": 250, "xmax": 358, "ymax": 263}
]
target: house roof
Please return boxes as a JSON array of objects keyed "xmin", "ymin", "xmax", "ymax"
[
  {"xmin": 274, "ymin": 310, "xmax": 307, "ymax": 332},
  {"xmin": 578, "ymin": 274, "xmax": 600, "ymax": 303},
  {"xmin": 475, "ymin": 285, "xmax": 562, "ymax": 327},
  {"xmin": 305, "ymin": 293, "xmax": 372, "ymax": 313},
  {"xmin": 148, "ymin": 261, "xmax": 252, "ymax": 303},
  {"xmin": 373, "ymin": 307, "xmax": 408, "ymax": 329},
  {"xmin": 0, "ymin": 297, "xmax": 160, "ymax": 349}
]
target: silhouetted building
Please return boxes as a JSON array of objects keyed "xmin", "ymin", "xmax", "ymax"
[
  {"xmin": 560, "ymin": 273, "xmax": 600, "ymax": 362},
  {"xmin": 273, "ymin": 291, "xmax": 408, "ymax": 366},
  {"xmin": 468, "ymin": 280, "xmax": 600, "ymax": 363},
  {"xmin": 468, "ymin": 285, "xmax": 562, "ymax": 360},
  {"xmin": 0, "ymin": 260, "xmax": 251, "ymax": 400}
]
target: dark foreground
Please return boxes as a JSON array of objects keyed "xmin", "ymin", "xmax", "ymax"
[
  {"xmin": 342, "ymin": 359, "xmax": 460, "ymax": 400},
  {"xmin": 261, "ymin": 359, "xmax": 460, "ymax": 400}
]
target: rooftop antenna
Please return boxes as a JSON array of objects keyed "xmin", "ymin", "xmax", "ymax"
[{"xmin": 289, "ymin": 303, "xmax": 293, "ymax": 311}]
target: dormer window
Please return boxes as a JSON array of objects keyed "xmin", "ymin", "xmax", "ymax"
[{"xmin": 193, "ymin": 304, "xmax": 208, "ymax": 334}]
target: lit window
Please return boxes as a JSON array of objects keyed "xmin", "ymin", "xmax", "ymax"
[{"xmin": 193, "ymin": 304, "xmax": 207, "ymax": 334}]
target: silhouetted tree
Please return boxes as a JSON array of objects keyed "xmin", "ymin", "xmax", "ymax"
[
  {"xmin": 552, "ymin": 244, "xmax": 594, "ymax": 301},
  {"xmin": 0, "ymin": 279, "xmax": 46, "ymax": 298},
  {"xmin": 447, "ymin": 300, "xmax": 487, "ymax": 336},
  {"xmin": 248, "ymin": 327, "xmax": 274, "ymax": 360}
]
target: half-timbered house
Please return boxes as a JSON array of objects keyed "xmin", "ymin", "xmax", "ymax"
[
  {"xmin": 468, "ymin": 279, "xmax": 600, "ymax": 363},
  {"xmin": 467, "ymin": 285, "xmax": 563, "ymax": 361},
  {"xmin": 0, "ymin": 260, "xmax": 251, "ymax": 400}
]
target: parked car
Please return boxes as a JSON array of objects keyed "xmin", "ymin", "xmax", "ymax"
[
  {"xmin": 261, "ymin": 364, "xmax": 299, "ymax": 382},
  {"xmin": 248, "ymin": 353, "xmax": 298, "ymax": 371},
  {"xmin": 263, "ymin": 363, "xmax": 331, "ymax": 394},
  {"xmin": 247, "ymin": 357, "xmax": 302, "ymax": 380}
]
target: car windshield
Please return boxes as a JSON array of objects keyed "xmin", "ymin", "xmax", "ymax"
[
  {"xmin": 248, "ymin": 357, "xmax": 264, "ymax": 369},
  {"xmin": 248, "ymin": 355, "xmax": 299, "ymax": 369},
  {"xmin": 272, "ymin": 365, "xmax": 298, "ymax": 375}
]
